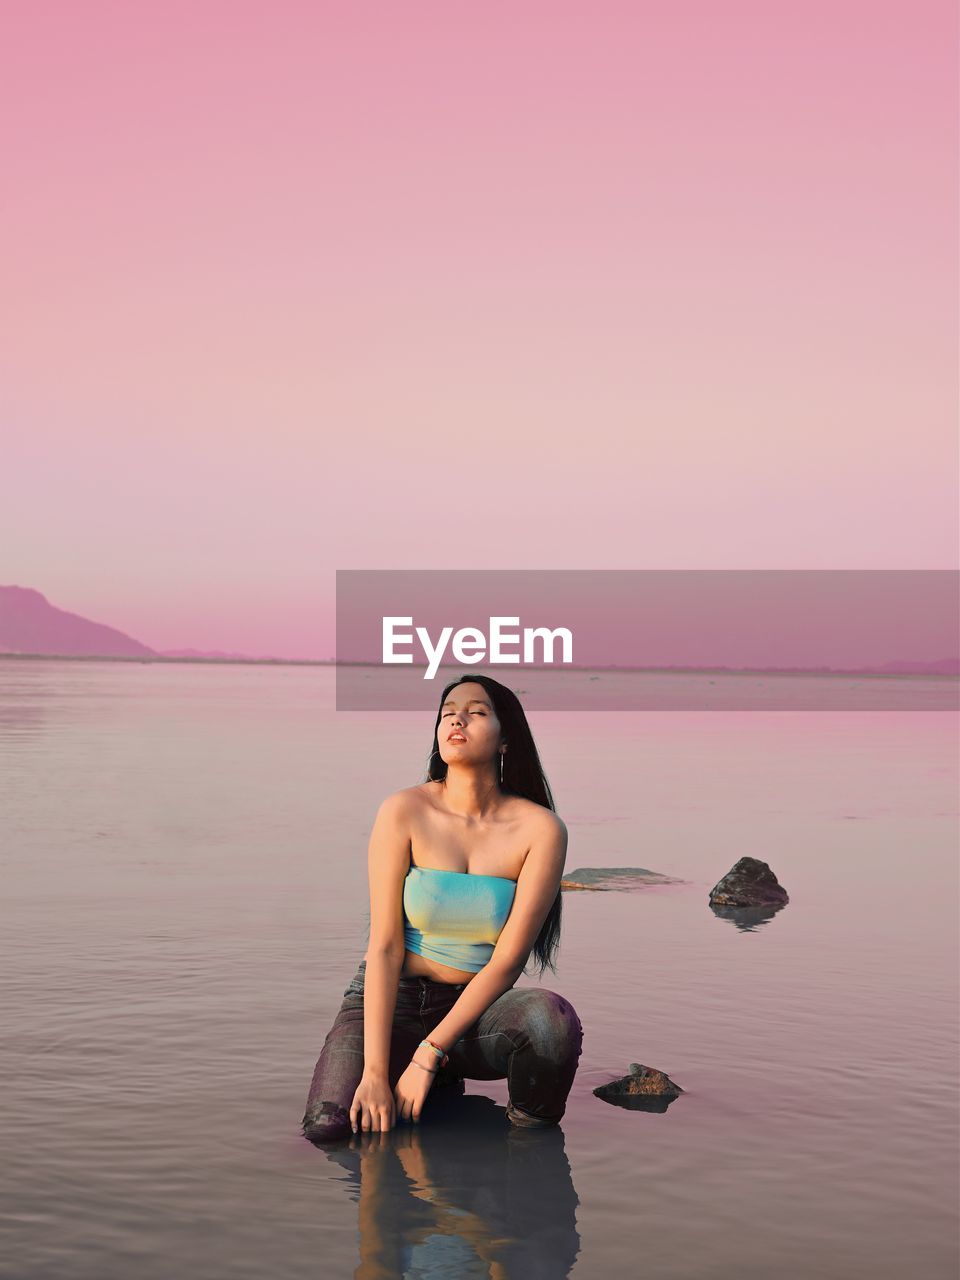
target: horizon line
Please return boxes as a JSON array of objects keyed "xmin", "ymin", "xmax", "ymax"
[{"xmin": 1, "ymin": 653, "xmax": 957, "ymax": 679}]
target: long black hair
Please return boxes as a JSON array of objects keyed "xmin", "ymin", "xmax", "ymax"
[{"xmin": 424, "ymin": 673, "xmax": 563, "ymax": 980}]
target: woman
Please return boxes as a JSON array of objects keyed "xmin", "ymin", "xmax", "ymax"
[{"xmin": 302, "ymin": 674, "xmax": 584, "ymax": 1142}]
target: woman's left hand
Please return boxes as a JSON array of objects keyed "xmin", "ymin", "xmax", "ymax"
[{"xmin": 394, "ymin": 1047, "xmax": 439, "ymax": 1123}]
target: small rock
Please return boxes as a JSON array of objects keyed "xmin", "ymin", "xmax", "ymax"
[
  {"xmin": 561, "ymin": 866, "xmax": 685, "ymax": 891},
  {"xmin": 708, "ymin": 856, "xmax": 788, "ymax": 908},
  {"xmin": 593, "ymin": 1063, "xmax": 684, "ymax": 1112}
]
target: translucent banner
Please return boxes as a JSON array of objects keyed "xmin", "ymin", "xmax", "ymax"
[{"xmin": 335, "ymin": 570, "xmax": 959, "ymax": 711}]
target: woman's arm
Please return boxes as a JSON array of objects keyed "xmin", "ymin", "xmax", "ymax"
[{"xmin": 362, "ymin": 792, "xmax": 411, "ymax": 1079}]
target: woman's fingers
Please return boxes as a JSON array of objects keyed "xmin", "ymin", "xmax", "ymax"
[
  {"xmin": 352, "ymin": 1102, "xmax": 397, "ymax": 1133},
  {"xmin": 370, "ymin": 1106, "xmax": 392, "ymax": 1132}
]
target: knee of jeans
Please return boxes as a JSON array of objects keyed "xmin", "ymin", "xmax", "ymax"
[
  {"xmin": 521, "ymin": 991, "xmax": 584, "ymax": 1062},
  {"xmin": 302, "ymin": 1100, "xmax": 352, "ymax": 1144}
]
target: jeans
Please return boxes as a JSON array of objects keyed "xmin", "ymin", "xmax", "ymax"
[{"xmin": 302, "ymin": 959, "xmax": 584, "ymax": 1143}]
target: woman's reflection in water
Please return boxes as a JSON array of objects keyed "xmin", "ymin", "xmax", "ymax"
[{"xmin": 318, "ymin": 1089, "xmax": 580, "ymax": 1280}]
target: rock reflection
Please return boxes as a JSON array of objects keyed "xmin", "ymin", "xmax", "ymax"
[{"xmin": 708, "ymin": 903, "xmax": 788, "ymax": 930}]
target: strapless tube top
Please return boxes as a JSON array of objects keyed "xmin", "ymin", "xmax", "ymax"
[{"xmin": 402, "ymin": 865, "xmax": 517, "ymax": 972}]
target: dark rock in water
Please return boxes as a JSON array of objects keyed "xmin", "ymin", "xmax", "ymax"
[
  {"xmin": 593, "ymin": 1063, "xmax": 684, "ymax": 1113},
  {"xmin": 708, "ymin": 856, "xmax": 788, "ymax": 907},
  {"xmin": 561, "ymin": 866, "xmax": 685, "ymax": 891}
]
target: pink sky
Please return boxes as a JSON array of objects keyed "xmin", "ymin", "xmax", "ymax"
[{"xmin": 2, "ymin": 2, "xmax": 957, "ymax": 661}]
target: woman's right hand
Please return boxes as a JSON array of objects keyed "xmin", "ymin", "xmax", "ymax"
[{"xmin": 350, "ymin": 1071, "xmax": 396, "ymax": 1133}]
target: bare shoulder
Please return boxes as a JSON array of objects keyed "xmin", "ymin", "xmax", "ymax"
[
  {"xmin": 371, "ymin": 788, "xmax": 419, "ymax": 827},
  {"xmin": 393, "ymin": 781, "xmax": 439, "ymax": 808},
  {"xmin": 516, "ymin": 798, "xmax": 567, "ymax": 843}
]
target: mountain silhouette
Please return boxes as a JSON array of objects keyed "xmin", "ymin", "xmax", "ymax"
[{"xmin": 0, "ymin": 585, "xmax": 157, "ymax": 658}]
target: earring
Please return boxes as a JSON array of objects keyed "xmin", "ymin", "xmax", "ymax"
[{"xmin": 500, "ymin": 751, "xmax": 504, "ymax": 783}]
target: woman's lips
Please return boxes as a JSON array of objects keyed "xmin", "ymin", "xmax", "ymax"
[{"xmin": 447, "ymin": 734, "xmax": 466, "ymax": 742}]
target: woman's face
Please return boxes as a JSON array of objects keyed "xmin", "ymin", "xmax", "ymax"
[{"xmin": 437, "ymin": 682, "xmax": 503, "ymax": 767}]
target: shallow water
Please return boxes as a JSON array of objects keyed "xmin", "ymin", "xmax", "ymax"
[{"xmin": 1, "ymin": 659, "xmax": 957, "ymax": 1278}]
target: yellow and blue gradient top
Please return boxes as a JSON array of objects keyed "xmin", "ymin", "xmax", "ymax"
[{"xmin": 402, "ymin": 865, "xmax": 517, "ymax": 972}]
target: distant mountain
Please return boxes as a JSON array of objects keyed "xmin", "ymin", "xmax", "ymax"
[
  {"xmin": 610, "ymin": 659, "xmax": 960, "ymax": 676},
  {"xmin": 158, "ymin": 647, "xmax": 280, "ymax": 660},
  {"xmin": 857, "ymin": 658, "xmax": 960, "ymax": 675},
  {"xmin": 0, "ymin": 587, "xmax": 284, "ymax": 661},
  {"xmin": 0, "ymin": 585, "xmax": 157, "ymax": 657}
]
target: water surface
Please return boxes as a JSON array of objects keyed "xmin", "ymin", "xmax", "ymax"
[{"xmin": 2, "ymin": 659, "xmax": 957, "ymax": 1278}]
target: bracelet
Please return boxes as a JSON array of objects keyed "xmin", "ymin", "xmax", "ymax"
[
  {"xmin": 418, "ymin": 1037, "xmax": 449, "ymax": 1068},
  {"xmin": 411, "ymin": 1058, "xmax": 438, "ymax": 1074}
]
